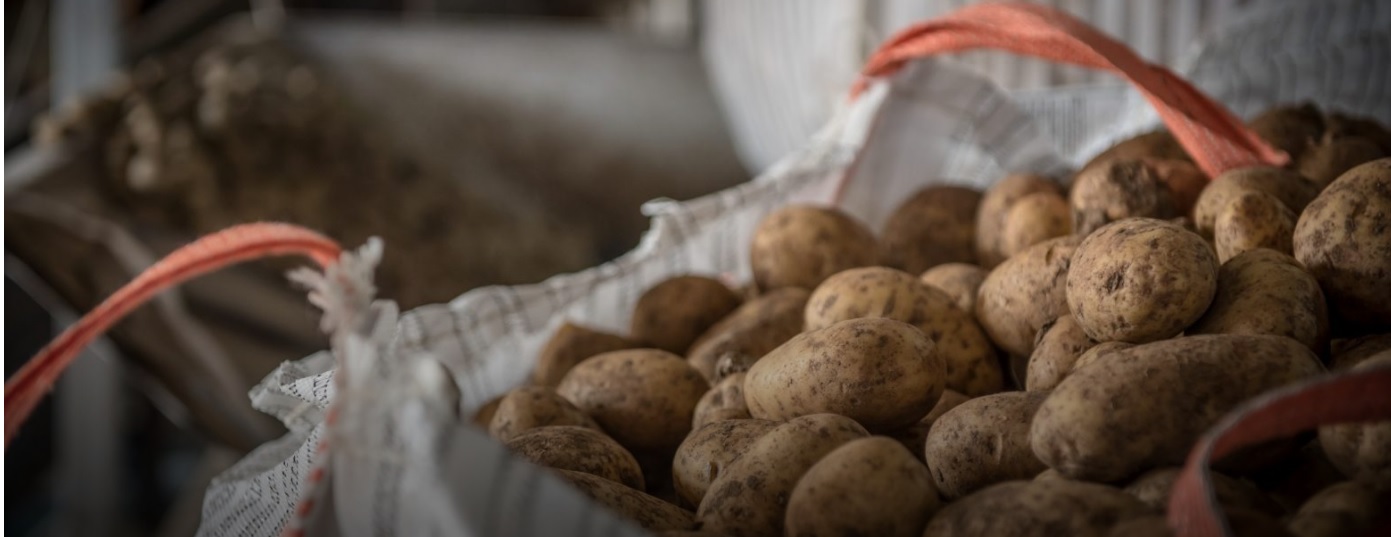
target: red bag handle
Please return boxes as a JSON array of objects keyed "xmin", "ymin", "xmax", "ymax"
[{"xmin": 849, "ymin": 2, "xmax": 1289, "ymax": 178}]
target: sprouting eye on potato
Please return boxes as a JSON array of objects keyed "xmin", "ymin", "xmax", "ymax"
[{"xmin": 481, "ymin": 105, "xmax": 1391, "ymax": 537}]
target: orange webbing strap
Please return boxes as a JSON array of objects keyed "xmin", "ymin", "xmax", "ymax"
[
  {"xmin": 1169, "ymin": 365, "xmax": 1391, "ymax": 537},
  {"xmin": 849, "ymin": 2, "xmax": 1289, "ymax": 178},
  {"xmin": 3, "ymin": 222, "xmax": 342, "ymax": 449}
]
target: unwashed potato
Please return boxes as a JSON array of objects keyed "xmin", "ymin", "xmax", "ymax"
[
  {"xmin": 1329, "ymin": 334, "xmax": 1391, "ymax": 371},
  {"xmin": 1214, "ymin": 191, "xmax": 1298, "ymax": 263},
  {"xmin": 555, "ymin": 469, "xmax": 694, "ymax": 531},
  {"xmin": 1250, "ymin": 103, "xmax": 1325, "ymax": 161},
  {"xmin": 489, "ymin": 386, "xmax": 601, "ymax": 442},
  {"xmin": 921, "ymin": 479, "xmax": 1147, "ymax": 537},
  {"xmin": 1078, "ymin": 131, "xmax": 1193, "ymax": 175},
  {"xmin": 749, "ymin": 205, "xmax": 878, "ymax": 292},
  {"xmin": 1318, "ymin": 354, "xmax": 1391, "ymax": 488},
  {"xmin": 919, "ymin": 263, "xmax": 987, "ymax": 314},
  {"xmin": 1293, "ymin": 158, "xmax": 1391, "ymax": 330},
  {"xmin": 556, "ymin": 349, "xmax": 709, "ymax": 453},
  {"xmin": 1069, "ymin": 159, "xmax": 1181, "ymax": 236},
  {"xmin": 785, "ymin": 437, "xmax": 940, "ymax": 537},
  {"xmin": 746, "ymin": 317, "xmax": 945, "ymax": 432},
  {"xmin": 1031, "ymin": 335, "xmax": 1324, "ymax": 482},
  {"xmin": 687, "ymin": 288, "xmax": 808, "ymax": 382},
  {"xmin": 891, "ymin": 389, "xmax": 970, "ymax": 463},
  {"xmin": 881, "ymin": 185, "xmax": 983, "ymax": 273},
  {"xmin": 1033, "ymin": 469, "xmax": 1071, "ymax": 482},
  {"xmin": 976, "ymin": 173, "xmax": 1063, "ymax": 268},
  {"xmin": 1147, "ymin": 159, "xmax": 1207, "ymax": 217},
  {"xmin": 672, "ymin": 419, "xmax": 777, "ymax": 508},
  {"xmin": 976, "ymin": 235, "xmax": 1082, "ymax": 357},
  {"xmin": 1287, "ymin": 481, "xmax": 1391, "ymax": 537},
  {"xmin": 1071, "ymin": 341, "xmax": 1135, "ymax": 372},
  {"xmin": 697, "ymin": 414, "xmax": 868, "ymax": 537},
  {"xmin": 1026, "ymin": 314, "xmax": 1096, "ymax": 392},
  {"xmin": 806, "ymin": 266, "xmax": 1002, "ymax": 396},
  {"xmin": 1001, "ymin": 191, "xmax": 1071, "ymax": 258},
  {"xmin": 532, "ymin": 322, "xmax": 637, "ymax": 387},
  {"xmin": 1108, "ymin": 510, "xmax": 1295, "ymax": 537},
  {"xmin": 1248, "ymin": 442, "xmax": 1349, "ymax": 512},
  {"xmin": 1124, "ymin": 467, "xmax": 1281, "ymax": 515},
  {"xmin": 505, "ymin": 426, "xmax": 644, "ymax": 490},
  {"xmin": 1296, "ymin": 134, "xmax": 1385, "ymax": 189},
  {"xmin": 1325, "ymin": 112, "xmax": 1391, "ymax": 154},
  {"xmin": 1192, "ymin": 166, "xmax": 1319, "ymax": 239},
  {"xmin": 1188, "ymin": 249, "xmax": 1329, "ymax": 353},
  {"xmin": 1066, "ymin": 218, "xmax": 1218, "ymax": 343},
  {"xmin": 472, "ymin": 394, "xmax": 504, "ymax": 429},
  {"xmin": 631, "ymin": 276, "xmax": 742, "ymax": 354},
  {"xmin": 691, "ymin": 372, "xmax": 749, "ymax": 430},
  {"xmin": 924, "ymin": 391, "xmax": 1050, "ymax": 499}
]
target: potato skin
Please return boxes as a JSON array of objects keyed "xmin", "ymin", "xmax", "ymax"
[
  {"xmin": 1066, "ymin": 218, "xmax": 1218, "ymax": 343},
  {"xmin": 750, "ymin": 205, "xmax": 877, "ymax": 292},
  {"xmin": 1188, "ymin": 249, "xmax": 1329, "ymax": 353},
  {"xmin": 1031, "ymin": 335, "xmax": 1324, "ymax": 482},
  {"xmin": 746, "ymin": 317, "xmax": 945, "ymax": 431},
  {"xmin": 1296, "ymin": 134, "xmax": 1385, "ymax": 189},
  {"xmin": 631, "ymin": 276, "xmax": 741, "ymax": 354},
  {"xmin": 1026, "ymin": 314, "xmax": 1097, "ymax": 392},
  {"xmin": 1214, "ymin": 191, "xmax": 1298, "ymax": 263},
  {"xmin": 505, "ymin": 426, "xmax": 645, "ymax": 490},
  {"xmin": 1293, "ymin": 158, "xmax": 1391, "ymax": 329},
  {"xmin": 1123, "ymin": 467, "xmax": 1281, "ymax": 515},
  {"xmin": 672, "ymin": 419, "xmax": 778, "ymax": 508},
  {"xmin": 697, "ymin": 414, "xmax": 869, "ymax": 537},
  {"xmin": 806, "ymin": 267, "xmax": 1002, "ymax": 396},
  {"xmin": 891, "ymin": 389, "xmax": 970, "ymax": 462},
  {"xmin": 976, "ymin": 235, "xmax": 1082, "ymax": 357},
  {"xmin": 1071, "ymin": 341, "xmax": 1134, "ymax": 372},
  {"xmin": 1108, "ymin": 510, "xmax": 1295, "ymax": 537},
  {"xmin": 1318, "ymin": 354, "xmax": 1391, "ymax": 488},
  {"xmin": 1330, "ymin": 334, "xmax": 1391, "ymax": 371},
  {"xmin": 785, "ymin": 437, "xmax": 940, "ymax": 537},
  {"xmin": 1287, "ymin": 481, "xmax": 1391, "ymax": 537},
  {"xmin": 532, "ymin": 322, "xmax": 637, "ymax": 387},
  {"xmin": 556, "ymin": 349, "xmax": 709, "ymax": 453},
  {"xmin": 921, "ymin": 480, "xmax": 1146, "ymax": 537},
  {"xmin": 687, "ymin": 288, "xmax": 808, "ymax": 382},
  {"xmin": 1001, "ymin": 191, "xmax": 1071, "ymax": 258},
  {"xmin": 976, "ymin": 173, "xmax": 1063, "ymax": 268},
  {"xmin": 881, "ymin": 186, "xmax": 983, "ymax": 273},
  {"xmin": 924, "ymin": 391, "xmax": 1050, "ymax": 499},
  {"xmin": 556, "ymin": 469, "xmax": 694, "ymax": 531},
  {"xmin": 1193, "ymin": 166, "xmax": 1319, "ymax": 239},
  {"xmin": 1079, "ymin": 131, "xmax": 1192, "ymax": 174},
  {"xmin": 1070, "ymin": 159, "xmax": 1179, "ymax": 236},
  {"xmin": 691, "ymin": 372, "xmax": 750, "ymax": 430},
  {"xmin": 919, "ymin": 263, "xmax": 987, "ymax": 314},
  {"xmin": 489, "ymin": 386, "xmax": 601, "ymax": 442},
  {"xmin": 1250, "ymin": 103, "xmax": 1325, "ymax": 161}
]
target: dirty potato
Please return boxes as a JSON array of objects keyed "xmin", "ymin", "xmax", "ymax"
[
  {"xmin": 891, "ymin": 389, "xmax": 970, "ymax": 462},
  {"xmin": 1213, "ymin": 191, "xmax": 1298, "ymax": 262},
  {"xmin": 687, "ymin": 288, "xmax": 808, "ymax": 382},
  {"xmin": 1250, "ymin": 103, "xmax": 1325, "ymax": 161},
  {"xmin": 555, "ymin": 469, "xmax": 694, "ymax": 531},
  {"xmin": 881, "ymin": 185, "xmax": 983, "ymax": 273},
  {"xmin": 1293, "ymin": 158, "xmax": 1391, "ymax": 330},
  {"xmin": 976, "ymin": 235, "xmax": 1082, "ymax": 357},
  {"xmin": 489, "ymin": 386, "xmax": 601, "ymax": 442},
  {"xmin": 785, "ymin": 437, "xmax": 941, "ymax": 537},
  {"xmin": 691, "ymin": 372, "xmax": 750, "ymax": 430},
  {"xmin": 1318, "ymin": 354, "xmax": 1391, "ymax": 489},
  {"xmin": 556, "ymin": 349, "xmax": 709, "ymax": 453},
  {"xmin": 924, "ymin": 391, "xmax": 1050, "ymax": 499},
  {"xmin": 672, "ymin": 419, "xmax": 778, "ymax": 508},
  {"xmin": 1069, "ymin": 159, "xmax": 1181, "ymax": 236},
  {"xmin": 631, "ymin": 276, "xmax": 742, "ymax": 354},
  {"xmin": 506, "ymin": 426, "xmax": 645, "ymax": 489},
  {"xmin": 1026, "ymin": 314, "xmax": 1097, "ymax": 392},
  {"xmin": 1296, "ymin": 134, "xmax": 1385, "ymax": 189},
  {"xmin": 919, "ymin": 263, "xmax": 988, "ymax": 314},
  {"xmin": 976, "ymin": 174, "xmax": 1064, "ymax": 268},
  {"xmin": 921, "ymin": 479, "xmax": 1147, "ymax": 537},
  {"xmin": 1001, "ymin": 191, "xmax": 1072, "ymax": 259},
  {"xmin": 1287, "ymin": 481, "xmax": 1391, "ymax": 537},
  {"xmin": 532, "ymin": 322, "xmax": 637, "ymax": 386},
  {"xmin": 1123, "ymin": 467, "xmax": 1281, "ymax": 515},
  {"xmin": 749, "ymin": 205, "xmax": 878, "ymax": 291},
  {"xmin": 1192, "ymin": 166, "xmax": 1319, "ymax": 239},
  {"xmin": 1187, "ymin": 249, "xmax": 1329, "ymax": 353}
]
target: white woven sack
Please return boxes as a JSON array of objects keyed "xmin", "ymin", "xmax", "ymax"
[{"xmin": 198, "ymin": 1, "xmax": 1390, "ymax": 535}]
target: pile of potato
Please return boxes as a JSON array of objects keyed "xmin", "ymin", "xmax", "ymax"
[{"xmin": 472, "ymin": 104, "xmax": 1391, "ymax": 537}]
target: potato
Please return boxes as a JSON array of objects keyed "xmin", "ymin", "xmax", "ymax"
[
  {"xmin": 1296, "ymin": 134, "xmax": 1385, "ymax": 189},
  {"xmin": 1147, "ymin": 159, "xmax": 1207, "ymax": 217},
  {"xmin": 1287, "ymin": 481, "xmax": 1391, "ymax": 537},
  {"xmin": 785, "ymin": 437, "xmax": 940, "ymax": 537},
  {"xmin": 1033, "ymin": 468, "xmax": 1071, "ymax": 482},
  {"xmin": 691, "ymin": 372, "xmax": 749, "ymax": 430},
  {"xmin": 631, "ymin": 276, "xmax": 742, "ymax": 354},
  {"xmin": 1066, "ymin": 218, "xmax": 1218, "ymax": 343},
  {"xmin": 1072, "ymin": 341, "xmax": 1135, "ymax": 372},
  {"xmin": 687, "ymin": 288, "xmax": 808, "ymax": 382},
  {"xmin": 472, "ymin": 394, "xmax": 504, "ymax": 429},
  {"xmin": 555, "ymin": 469, "xmax": 694, "ymax": 531},
  {"xmin": 976, "ymin": 235, "xmax": 1082, "ymax": 357},
  {"xmin": 1124, "ymin": 467, "xmax": 1281, "ymax": 515},
  {"xmin": 1079, "ymin": 131, "xmax": 1192, "ymax": 174},
  {"xmin": 749, "ymin": 205, "xmax": 877, "ymax": 291},
  {"xmin": 1188, "ymin": 249, "xmax": 1329, "ymax": 353},
  {"xmin": 556, "ymin": 349, "xmax": 709, "ymax": 453},
  {"xmin": 1325, "ymin": 112, "xmax": 1391, "ymax": 154},
  {"xmin": 891, "ymin": 389, "xmax": 970, "ymax": 462},
  {"xmin": 672, "ymin": 419, "xmax": 777, "ymax": 508},
  {"xmin": 1108, "ymin": 510, "xmax": 1295, "ymax": 537},
  {"xmin": 505, "ymin": 426, "xmax": 644, "ymax": 489},
  {"xmin": 1250, "ymin": 103, "xmax": 1325, "ymax": 161},
  {"xmin": 1026, "ymin": 314, "xmax": 1097, "ymax": 392},
  {"xmin": 1192, "ymin": 166, "xmax": 1319, "ymax": 239},
  {"xmin": 1069, "ymin": 159, "xmax": 1181, "ymax": 236},
  {"xmin": 1001, "ymin": 191, "xmax": 1071, "ymax": 258},
  {"xmin": 746, "ymin": 317, "xmax": 945, "ymax": 431},
  {"xmin": 1293, "ymin": 158, "xmax": 1391, "ymax": 330},
  {"xmin": 881, "ymin": 186, "xmax": 982, "ymax": 273},
  {"xmin": 1318, "ymin": 354, "xmax": 1391, "ymax": 488},
  {"xmin": 919, "ymin": 263, "xmax": 987, "ymax": 314},
  {"xmin": 1213, "ymin": 191, "xmax": 1298, "ymax": 262},
  {"xmin": 1031, "ymin": 335, "xmax": 1324, "ymax": 482},
  {"xmin": 697, "ymin": 414, "xmax": 868, "ymax": 537},
  {"xmin": 921, "ymin": 479, "xmax": 1146, "ymax": 537},
  {"xmin": 806, "ymin": 267, "xmax": 1002, "ymax": 396},
  {"xmin": 1329, "ymin": 334, "xmax": 1391, "ymax": 371},
  {"xmin": 489, "ymin": 386, "xmax": 601, "ymax": 442},
  {"xmin": 924, "ymin": 391, "xmax": 1050, "ymax": 499},
  {"xmin": 976, "ymin": 173, "xmax": 1063, "ymax": 268},
  {"xmin": 532, "ymin": 322, "xmax": 637, "ymax": 387}
]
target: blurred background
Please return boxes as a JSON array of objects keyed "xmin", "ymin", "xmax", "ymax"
[{"xmin": 5, "ymin": 1, "xmax": 1264, "ymax": 536}]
